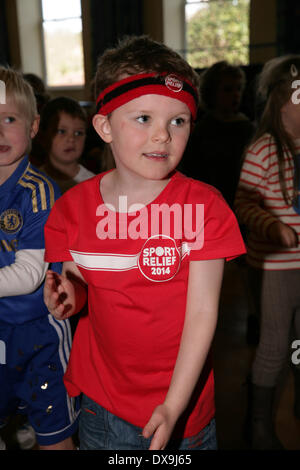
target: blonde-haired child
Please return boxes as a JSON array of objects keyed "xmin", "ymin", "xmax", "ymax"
[{"xmin": 0, "ymin": 66, "xmax": 79, "ymax": 450}]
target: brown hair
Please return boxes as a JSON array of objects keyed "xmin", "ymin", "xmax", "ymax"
[
  {"xmin": 200, "ymin": 60, "xmax": 246, "ymax": 110},
  {"xmin": 251, "ymin": 54, "xmax": 300, "ymax": 204},
  {"xmin": 38, "ymin": 96, "xmax": 87, "ymax": 158},
  {"xmin": 94, "ymin": 35, "xmax": 200, "ymax": 101}
]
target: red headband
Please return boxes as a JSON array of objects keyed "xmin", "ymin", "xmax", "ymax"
[{"xmin": 96, "ymin": 72, "xmax": 198, "ymax": 120}]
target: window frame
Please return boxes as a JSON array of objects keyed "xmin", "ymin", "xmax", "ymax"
[{"xmin": 40, "ymin": 0, "xmax": 85, "ymax": 91}]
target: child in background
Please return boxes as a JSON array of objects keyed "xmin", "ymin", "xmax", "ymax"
[
  {"xmin": 43, "ymin": 35, "xmax": 245, "ymax": 450},
  {"xmin": 37, "ymin": 97, "xmax": 95, "ymax": 194},
  {"xmin": 0, "ymin": 67, "xmax": 79, "ymax": 450},
  {"xmin": 181, "ymin": 61, "xmax": 254, "ymax": 208},
  {"xmin": 23, "ymin": 73, "xmax": 50, "ymax": 115},
  {"xmin": 234, "ymin": 55, "xmax": 300, "ymax": 449}
]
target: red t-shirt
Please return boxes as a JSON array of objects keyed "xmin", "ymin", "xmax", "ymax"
[{"xmin": 44, "ymin": 170, "xmax": 245, "ymax": 437}]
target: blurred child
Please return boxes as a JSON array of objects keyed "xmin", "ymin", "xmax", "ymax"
[
  {"xmin": 181, "ymin": 61, "xmax": 254, "ymax": 208},
  {"xmin": 23, "ymin": 73, "xmax": 50, "ymax": 115},
  {"xmin": 43, "ymin": 36, "xmax": 245, "ymax": 450},
  {"xmin": 235, "ymin": 55, "xmax": 300, "ymax": 449},
  {"xmin": 38, "ymin": 97, "xmax": 94, "ymax": 194},
  {"xmin": 0, "ymin": 67, "xmax": 79, "ymax": 450}
]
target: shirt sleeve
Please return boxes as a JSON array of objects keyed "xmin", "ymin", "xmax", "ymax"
[
  {"xmin": 234, "ymin": 143, "xmax": 279, "ymax": 239},
  {"xmin": 0, "ymin": 249, "xmax": 48, "ymax": 297},
  {"xmin": 44, "ymin": 197, "xmax": 74, "ymax": 262},
  {"xmin": 188, "ymin": 186, "xmax": 246, "ymax": 261}
]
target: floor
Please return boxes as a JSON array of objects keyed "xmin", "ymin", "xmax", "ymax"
[{"xmin": 2, "ymin": 258, "xmax": 300, "ymax": 451}]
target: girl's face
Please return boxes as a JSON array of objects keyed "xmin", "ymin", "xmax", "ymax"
[{"xmin": 49, "ymin": 112, "xmax": 86, "ymax": 166}]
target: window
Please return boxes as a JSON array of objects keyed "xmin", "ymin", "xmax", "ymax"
[
  {"xmin": 185, "ymin": 0, "xmax": 250, "ymax": 68},
  {"xmin": 41, "ymin": 0, "xmax": 85, "ymax": 88}
]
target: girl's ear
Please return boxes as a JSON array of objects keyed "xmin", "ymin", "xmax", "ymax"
[{"xmin": 92, "ymin": 114, "xmax": 113, "ymax": 143}]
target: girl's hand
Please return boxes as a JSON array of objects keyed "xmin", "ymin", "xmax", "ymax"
[
  {"xmin": 268, "ymin": 221, "xmax": 298, "ymax": 248},
  {"xmin": 142, "ymin": 403, "xmax": 178, "ymax": 450},
  {"xmin": 43, "ymin": 270, "xmax": 76, "ymax": 320}
]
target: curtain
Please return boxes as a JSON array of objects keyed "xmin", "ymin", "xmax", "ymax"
[{"xmin": 89, "ymin": 0, "xmax": 143, "ymax": 72}]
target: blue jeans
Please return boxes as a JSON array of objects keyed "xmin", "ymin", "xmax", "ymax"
[{"xmin": 79, "ymin": 394, "xmax": 217, "ymax": 450}]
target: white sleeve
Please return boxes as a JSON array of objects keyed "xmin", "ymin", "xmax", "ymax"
[{"xmin": 0, "ymin": 249, "xmax": 48, "ymax": 297}]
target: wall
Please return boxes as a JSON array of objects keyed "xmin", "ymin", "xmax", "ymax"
[
  {"xmin": 162, "ymin": 0, "xmax": 185, "ymax": 56},
  {"xmin": 143, "ymin": 0, "xmax": 163, "ymax": 42},
  {"xmin": 15, "ymin": 0, "xmax": 44, "ymax": 77},
  {"xmin": 249, "ymin": 0, "xmax": 277, "ymax": 63}
]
